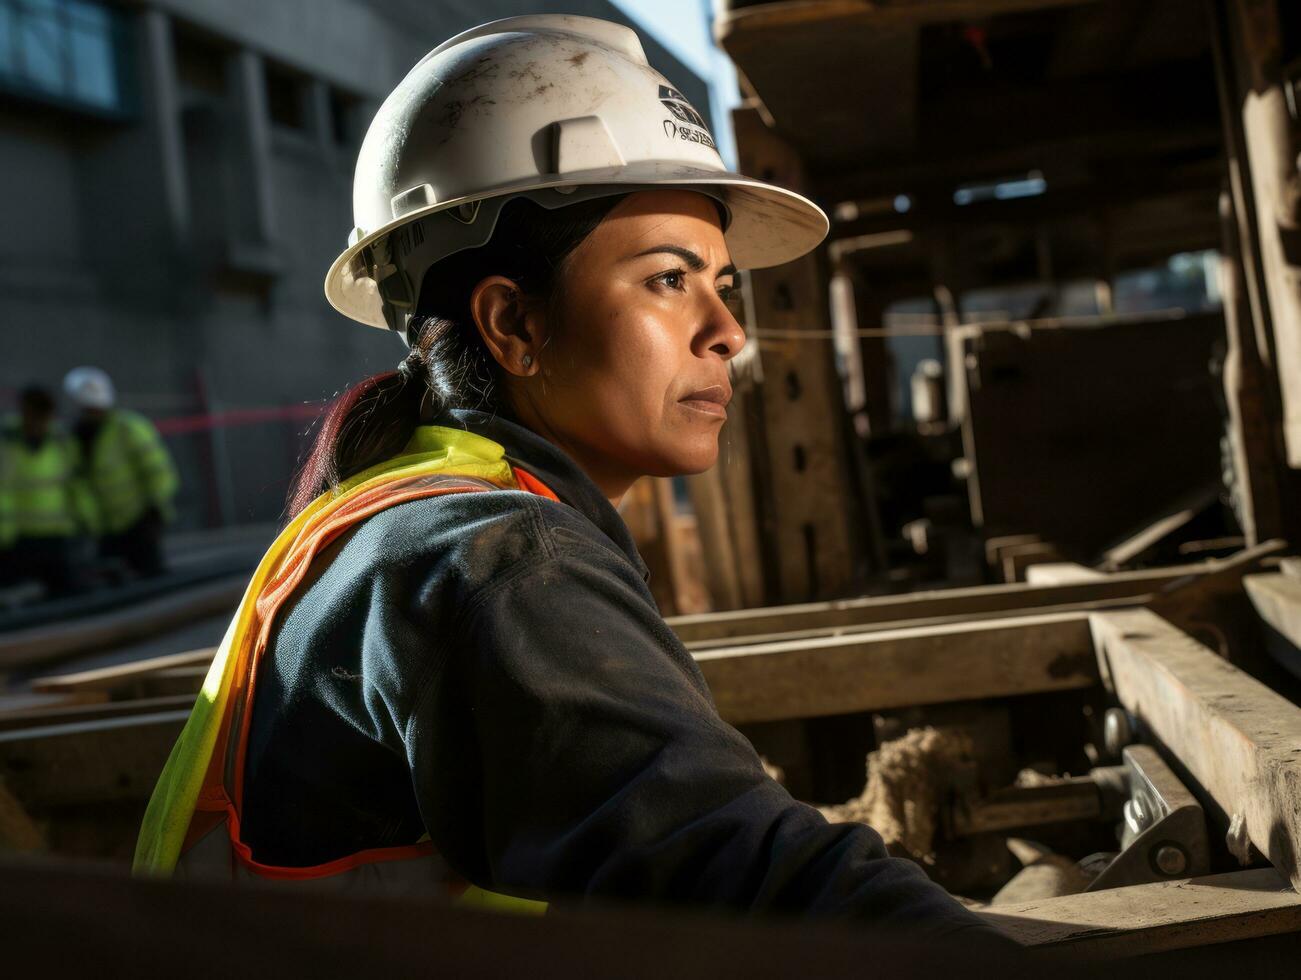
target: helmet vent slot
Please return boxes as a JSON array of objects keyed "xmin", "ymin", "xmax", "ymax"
[{"xmin": 550, "ymin": 115, "xmax": 626, "ymax": 175}]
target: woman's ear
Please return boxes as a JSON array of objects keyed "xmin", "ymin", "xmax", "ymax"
[{"xmin": 470, "ymin": 275, "xmax": 544, "ymax": 377}]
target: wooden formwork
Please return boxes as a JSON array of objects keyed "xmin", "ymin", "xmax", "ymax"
[{"xmin": 3, "ymin": 549, "xmax": 1300, "ymax": 954}]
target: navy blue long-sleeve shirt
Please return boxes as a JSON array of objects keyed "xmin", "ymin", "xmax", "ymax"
[{"xmin": 241, "ymin": 409, "xmax": 1001, "ymax": 939}]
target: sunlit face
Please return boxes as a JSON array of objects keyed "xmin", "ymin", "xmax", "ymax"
[{"xmin": 510, "ymin": 190, "xmax": 746, "ymax": 501}]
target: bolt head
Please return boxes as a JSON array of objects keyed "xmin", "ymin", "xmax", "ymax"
[
  {"xmin": 1103, "ymin": 708, "xmax": 1133, "ymax": 757},
  {"xmin": 1154, "ymin": 844, "xmax": 1188, "ymax": 876}
]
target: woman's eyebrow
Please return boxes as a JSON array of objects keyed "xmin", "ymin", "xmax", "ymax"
[{"xmin": 631, "ymin": 244, "xmax": 738, "ymax": 279}]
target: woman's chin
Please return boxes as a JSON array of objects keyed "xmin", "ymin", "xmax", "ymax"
[{"xmin": 657, "ymin": 440, "xmax": 720, "ymax": 477}]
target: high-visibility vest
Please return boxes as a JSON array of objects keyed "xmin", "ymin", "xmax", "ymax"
[
  {"xmin": 84, "ymin": 409, "xmax": 178, "ymax": 534},
  {"xmin": 134, "ymin": 425, "xmax": 552, "ymax": 912},
  {"xmin": 0, "ymin": 419, "xmax": 96, "ymax": 541}
]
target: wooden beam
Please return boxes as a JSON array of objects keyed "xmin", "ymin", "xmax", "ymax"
[
  {"xmin": 696, "ymin": 612, "xmax": 1096, "ymax": 725},
  {"xmin": 1245, "ymin": 572, "xmax": 1301, "ymax": 652},
  {"xmin": 1025, "ymin": 563, "xmax": 1107, "ymax": 585},
  {"xmin": 31, "ymin": 648, "xmax": 215, "ymax": 696},
  {"xmin": 981, "ymin": 868, "xmax": 1301, "ymax": 953},
  {"xmin": 1090, "ymin": 608, "xmax": 1301, "ymax": 892},
  {"xmin": 0, "ymin": 690, "xmax": 109, "ymax": 716},
  {"xmin": 1228, "ymin": 0, "xmax": 1301, "ymax": 468},
  {"xmin": 0, "ymin": 712, "xmax": 188, "ymax": 808},
  {"xmin": 0, "ymin": 695, "xmax": 198, "ymax": 733},
  {"xmin": 668, "ymin": 543, "xmax": 1284, "ymax": 643},
  {"xmin": 717, "ymin": 0, "xmax": 1101, "ymax": 39},
  {"xmin": 1209, "ymin": 0, "xmax": 1301, "ymax": 543},
  {"xmin": 682, "ymin": 593, "xmax": 1144, "ymax": 652},
  {"xmin": 0, "ymin": 577, "xmax": 242, "ymax": 670},
  {"xmin": 953, "ymin": 777, "xmax": 1101, "ymax": 836},
  {"xmin": 731, "ymin": 107, "xmax": 863, "ymax": 602}
]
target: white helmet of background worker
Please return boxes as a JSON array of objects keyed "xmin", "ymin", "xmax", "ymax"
[
  {"xmin": 324, "ymin": 14, "xmax": 829, "ymax": 337},
  {"xmin": 63, "ymin": 366, "xmax": 116, "ymax": 411}
]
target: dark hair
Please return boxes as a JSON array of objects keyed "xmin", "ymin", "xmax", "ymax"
[
  {"xmin": 19, "ymin": 385, "xmax": 55, "ymax": 415},
  {"xmin": 288, "ymin": 195, "xmax": 624, "ymax": 518}
]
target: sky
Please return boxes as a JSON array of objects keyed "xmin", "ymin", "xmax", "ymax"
[{"xmin": 608, "ymin": 0, "xmax": 741, "ymax": 167}]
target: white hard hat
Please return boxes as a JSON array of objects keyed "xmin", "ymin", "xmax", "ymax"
[
  {"xmin": 63, "ymin": 366, "xmax": 116, "ymax": 410},
  {"xmin": 324, "ymin": 14, "xmax": 829, "ymax": 332}
]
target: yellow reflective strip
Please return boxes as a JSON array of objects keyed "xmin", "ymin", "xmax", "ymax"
[
  {"xmin": 457, "ymin": 886, "xmax": 548, "ymax": 916},
  {"xmin": 134, "ymin": 426, "xmax": 518, "ymax": 877}
]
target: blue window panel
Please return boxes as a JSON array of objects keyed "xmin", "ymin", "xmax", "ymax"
[
  {"xmin": 69, "ymin": 23, "xmax": 115, "ymax": 108},
  {"xmin": 0, "ymin": 0, "xmax": 126, "ymax": 114},
  {"xmin": 18, "ymin": 2, "xmax": 65, "ymax": 94}
]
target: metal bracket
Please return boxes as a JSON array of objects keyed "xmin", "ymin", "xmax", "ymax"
[{"xmin": 1086, "ymin": 744, "xmax": 1209, "ymax": 890}]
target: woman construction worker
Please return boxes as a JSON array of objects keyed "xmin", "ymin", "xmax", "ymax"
[
  {"xmin": 135, "ymin": 16, "xmax": 1010, "ymax": 947},
  {"xmin": 63, "ymin": 366, "xmax": 178, "ymax": 578}
]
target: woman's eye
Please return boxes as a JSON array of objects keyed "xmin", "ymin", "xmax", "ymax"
[{"xmin": 658, "ymin": 271, "xmax": 684, "ymax": 290}]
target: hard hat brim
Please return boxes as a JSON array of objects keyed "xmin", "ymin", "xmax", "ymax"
[{"xmin": 323, "ymin": 163, "xmax": 829, "ymax": 330}]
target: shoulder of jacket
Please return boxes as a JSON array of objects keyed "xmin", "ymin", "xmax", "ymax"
[{"xmin": 350, "ymin": 484, "xmax": 555, "ymax": 568}]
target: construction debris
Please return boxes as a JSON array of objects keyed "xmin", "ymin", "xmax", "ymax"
[{"xmin": 818, "ymin": 726, "xmax": 974, "ymax": 863}]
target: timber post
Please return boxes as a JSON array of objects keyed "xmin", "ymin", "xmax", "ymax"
[{"xmin": 730, "ymin": 106, "xmax": 868, "ymax": 603}]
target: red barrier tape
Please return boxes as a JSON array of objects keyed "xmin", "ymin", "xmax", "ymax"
[{"xmin": 153, "ymin": 403, "xmax": 326, "ymax": 436}]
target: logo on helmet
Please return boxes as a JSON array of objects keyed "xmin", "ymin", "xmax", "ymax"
[
  {"xmin": 658, "ymin": 85, "xmax": 715, "ymax": 150},
  {"xmin": 659, "ymin": 85, "xmax": 707, "ymax": 129}
]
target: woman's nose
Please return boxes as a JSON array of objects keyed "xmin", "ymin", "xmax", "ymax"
[{"xmin": 701, "ymin": 297, "xmax": 746, "ymax": 361}]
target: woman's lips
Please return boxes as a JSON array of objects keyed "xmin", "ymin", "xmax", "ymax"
[{"xmin": 679, "ymin": 384, "xmax": 731, "ymax": 418}]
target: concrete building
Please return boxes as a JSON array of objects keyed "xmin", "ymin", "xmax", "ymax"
[{"xmin": 0, "ymin": 0, "xmax": 713, "ymax": 527}]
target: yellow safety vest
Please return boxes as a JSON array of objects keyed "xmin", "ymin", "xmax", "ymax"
[
  {"xmin": 84, "ymin": 409, "xmax": 178, "ymax": 534},
  {"xmin": 0, "ymin": 420, "xmax": 95, "ymax": 541},
  {"xmin": 134, "ymin": 425, "xmax": 549, "ymax": 914}
]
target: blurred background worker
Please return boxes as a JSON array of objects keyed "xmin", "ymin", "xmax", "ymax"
[
  {"xmin": 0, "ymin": 385, "xmax": 96, "ymax": 598},
  {"xmin": 63, "ymin": 367, "xmax": 179, "ymax": 579}
]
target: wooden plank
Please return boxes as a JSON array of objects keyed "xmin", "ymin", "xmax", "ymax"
[
  {"xmin": 695, "ymin": 612, "xmax": 1096, "ymax": 725},
  {"xmin": 682, "ymin": 593, "xmax": 1147, "ymax": 652},
  {"xmin": 674, "ymin": 580, "xmax": 1118, "ymax": 644},
  {"xmin": 1090, "ymin": 608, "xmax": 1301, "ymax": 892},
  {"xmin": 712, "ymin": 385, "xmax": 767, "ymax": 610},
  {"xmin": 0, "ymin": 694, "xmax": 197, "ymax": 733},
  {"xmin": 0, "ymin": 576, "xmax": 242, "ymax": 670},
  {"xmin": 684, "ymin": 464, "xmax": 744, "ymax": 611},
  {"xmin": 1209, "ymin": 1, "xmax": 1291, "ymax": 545},
  {"xmin": 953, "ymin": 778, "xmax": 1100, "ymax": 836},
  {"xmin": 668, "ymin": 543, "xmax": 1284, "ymax": 643},
  {"xmin": 0, "ymin": 712, "xmax": 188, "ymax": 807},
  {"xmin": 1231, "ymin": 0, "xmax": 1301, "ymax": 469},
  {"xmin": 651, "ymin": 478, "xmax": 706, "ymax": 617},
  {"xmin": 981, "ymin": 868, "xmax": 1301, "ymax": 954},
  {"xmin": 1025, "ymin": 563, "xmax": 1107, "ymax": 585},
  {"xmin": 1245, "ymin": 573, "xmax": 1301, "ymax": 653},
  {"xmin": 30, "ymin": 647, "xmax": 216, "ymax": 696},
  {"xmin": 718, "ymin": 0, "xmax": 1100, "ymax": 38},
  {"xmin": 0, "ymin": 690, "xmax": 109, "ymax": 716}
]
